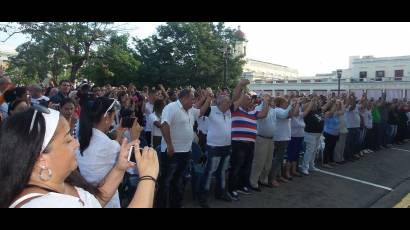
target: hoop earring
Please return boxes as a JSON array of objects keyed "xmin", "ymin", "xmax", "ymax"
[{"xmin": 39, "ymin": 165, "xmax": 52, "ymax": 181}]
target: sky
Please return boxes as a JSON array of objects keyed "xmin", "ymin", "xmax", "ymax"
[{"xmin": 2, "ymin": 22, "xmax": 410, "ymax": 76}]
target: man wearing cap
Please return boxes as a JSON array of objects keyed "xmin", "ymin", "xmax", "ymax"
[{"xmin": 30, "ymin": 84, "xmax": 49, "ymax": 107}]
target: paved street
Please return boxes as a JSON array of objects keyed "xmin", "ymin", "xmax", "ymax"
[{"xmin": 185, "ymin": 143, "xmax": 410, "ymax": 208}]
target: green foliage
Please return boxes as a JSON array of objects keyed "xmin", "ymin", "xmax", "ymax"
[
  {"xmin": 2, "ymin": 22, "xmax": 246, "ymax": 89},
  {"xmin": 81, "ymin": 35, "xmax": 140, "ymax": 86},
  {"xmin": 134, "ymin": 22, "xmax": 246, "ymax": 88}
]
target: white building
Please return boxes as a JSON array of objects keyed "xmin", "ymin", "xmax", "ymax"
[
  {"xmin": 249, "ymin": 55, "xmax": 410, "ymax": 101},
  {"xmin": 232, "ymin": 26, "xmax": 299, "ymax": 83}
]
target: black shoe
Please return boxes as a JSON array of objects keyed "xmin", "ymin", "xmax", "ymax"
[
  {"xmin": 249, "ymin": 185, "xmax": 262, "ymax": 192},
  {"xmin": 215, "ymin": 193, "xmax": 232, "ymax": 202},
  {"xmin": 259, "ymin": 182, "xmax": 274, "ymax": 188},
  {"xmin": 199, "ymin": 201, "xmax": 210, "ymax": 208}
]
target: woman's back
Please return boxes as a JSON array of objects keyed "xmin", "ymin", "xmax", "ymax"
[{"xmin": 76, "ymin": 128, "xmax": 121, "ymax": 208}]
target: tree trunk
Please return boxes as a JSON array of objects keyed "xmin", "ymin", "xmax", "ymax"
[{"xmin": 70, "ymin": 63, "xmax": 82, "ymax": 82}]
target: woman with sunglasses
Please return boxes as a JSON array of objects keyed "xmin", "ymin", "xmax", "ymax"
[
  {"xmin": 0, "ymin": 105, "xmax": 159, "ymax": 208},
  {"xmin": 77, "ymin": 97, "xmax": 144, "ymax": 208}
]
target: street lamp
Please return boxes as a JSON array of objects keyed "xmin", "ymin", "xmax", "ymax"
[
  {"xmin": 337, "ymin": 69, "xmax": 342, "ymax": 96},
  {"xmin": 223, "ymin": 42, "xmax": 231, "ymax": 89}
]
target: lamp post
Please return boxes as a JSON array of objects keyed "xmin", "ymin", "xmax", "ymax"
[
  {"xmin": 337, "ymin": 69, "xmax": 342, "ymax": 96},
  {"xmin": 223, "ymin": 42, "xmax": 231, "ymax": 89}
]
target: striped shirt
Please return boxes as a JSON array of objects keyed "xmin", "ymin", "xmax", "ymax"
[{"xmin": 231, "ymin": 106, "xmax": 258, "ymax": 142}]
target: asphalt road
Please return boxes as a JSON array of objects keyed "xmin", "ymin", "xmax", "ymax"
[{"xmin": 184, "ymin": 142, "xmax": 410, "ymax": 208}]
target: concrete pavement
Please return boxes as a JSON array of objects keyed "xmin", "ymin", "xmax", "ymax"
[{"xmin": 185, "ymin": 142, "xmax": 410, "ymax": 208}]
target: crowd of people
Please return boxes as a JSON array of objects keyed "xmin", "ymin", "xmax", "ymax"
[{"xmin": 1, "ymin": 75, "xmax": 410, "ymax": 208}]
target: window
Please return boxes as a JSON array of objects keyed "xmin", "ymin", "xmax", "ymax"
[
  {"xmin": 375, "ymin": 71, "xmax": 384, "ymax": 81},
  {"xmin": 395, "ymin": 69, "xmax": 403, "ymax": 81},
  {"xmin": 359, "ymin": 71, "xmax": 367, "ymax": 82}
]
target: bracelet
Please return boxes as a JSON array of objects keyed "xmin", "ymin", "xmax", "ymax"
[{"xmin": 138, "ymin": 175, "xmax": 157, "ymax": 183}]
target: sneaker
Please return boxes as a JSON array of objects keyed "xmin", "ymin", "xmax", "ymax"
[
  {"xmin": 301, "ymin": 170, "xmax": 310, "ymax": 176},
  {"xmin": 310, "ymin": 166, "xmax": 319, "ymax": 172},
  {"xmin": 237, "ymin": 187, "xmax": 252, "ymax": 195},
  {"xmin": 215, "ymin": 193, "xmax": 232, "ymax": 202},
  {"xmin": 228, "ymin": 191, "xmax": 240, "ymax": 201}
]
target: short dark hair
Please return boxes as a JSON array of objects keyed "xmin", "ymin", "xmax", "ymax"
[
  {"xmin": 60, "ymin": 97, "xmax": 76, "ymax": 108},
  {"xmin": 4, "ymin": 87, "xmax": 27, "ymax": 103},
  {"xmin": 59, "ymin": 80, "xmax": 71, "ymax": 86},
  {"xmin": 178, "ymin": 89, "xmax": 193, "ymax": 99},
  {"xmin": 8, "ymin": 99, "xmax": 27, "ymax": 115}
]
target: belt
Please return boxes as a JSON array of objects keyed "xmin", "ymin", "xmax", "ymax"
[{"xmin": 257, "ymin": 135, "xmax": 273, "ymax": 139}]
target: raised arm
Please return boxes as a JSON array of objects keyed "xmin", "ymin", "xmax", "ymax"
[
  {"xmin": 233, "ymin": 79, "xmax": 249, "ymax": 102},
  {"xmin": 95, "ymin": 139, "xmax": 139, "ymax": 207},
  {"xmin": 199, "ymin": 93, "xmax": 213, "ymax": 117},
  {"xmin": 256, "ymin": 95, "xmax": 271, "ymax": 119},
  {"xmin": 303, "ymin": 98, "xmax": 316, "ymax": 118}
]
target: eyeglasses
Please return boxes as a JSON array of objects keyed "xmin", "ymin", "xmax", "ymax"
[
  {"xmin": 29, "ymin": 104, "xmax": 51, "ymax": 133},
  {"xmin": 104, "ymin": 99, "xmax": 121, "ymax": 117}
]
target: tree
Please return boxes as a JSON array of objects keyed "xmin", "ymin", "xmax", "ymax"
[
  {"xmin": 6, "ymin": 39, "xmax": 68, "ymax": 84},
  {"xmin": 81, "ymin": 34, "xmax": 140, "ymax": 86},
  {"xmin": 134, "ymin": 22, "xmax": 246, "ymax": 88},
  {"xmin": 1, "ymin": 22, "xmax": 118, "ymax": 82}
]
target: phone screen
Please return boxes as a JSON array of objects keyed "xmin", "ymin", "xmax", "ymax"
[{"xmin": 128, "ymin": 146, "xmax": 136, "ymax": 163}]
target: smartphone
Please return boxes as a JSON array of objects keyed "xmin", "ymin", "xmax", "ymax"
[
  {"xmin": 121, "ymin": 117, "xmax": 136, "ymax": 128},
  {"xmin": 128, "ymin": 145, "xmax": 136, "ymax": 164}
]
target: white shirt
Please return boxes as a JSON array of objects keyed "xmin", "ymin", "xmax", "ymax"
[
  {"xmin": 145, "ymin": 102, "xmax": 154, "ymax": 115},
  {"xmin": 197, "ymin": 116, "xmax": 209, "ymax": 134},
  {"xmin": 161, "ymin": 100, "xmax": 200, "ymax": 153},
  {"xmin": 144, "ymin": 102, "xmax": 154, "ymax": 132},
  {"xmin": 363, "ymin": 109, "xmax": 373, "ymax": 129},
  {"xmin": 76, "ymin": 128, "xmax": 121, "ymax": 208},
  {"xmin": 149, "ymin": 113, "xmax": 162, "ymax": 137},
  {"xmin": 206, "ymin": 106, "xmax": 232, "ymax": 147},
  {"xmin": 291, "ymin": 111, "xmax": 306, "ymax": 137},
  {"xmin": 10, "ymin": 187, "xmax": 102, "ymax": 208},
  {"xmin": 273, "ymin": 108, "xmax": 291, "ymax": 141}
]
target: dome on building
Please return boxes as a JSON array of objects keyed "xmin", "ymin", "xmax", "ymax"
[{"xmin": 234, "ymin": 26, "xmax": 246, "ymax": 40}]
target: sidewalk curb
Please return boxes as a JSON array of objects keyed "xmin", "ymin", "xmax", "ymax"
[{"xmin": 394, "ymin": 193, "xmax": 410, "ymax": 208}]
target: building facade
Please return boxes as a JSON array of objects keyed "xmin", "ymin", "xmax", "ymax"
[
  {"xmin": 232, "ymin": 26, "xmax": 299, "ymax": 83},
  {"xmin": 249, "ymin": 55, "xmax": 410, "ymax": 101}
]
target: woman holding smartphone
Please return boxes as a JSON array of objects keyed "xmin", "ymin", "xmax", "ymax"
[
  {"xmin": 77, "ymin": 97, "xmax": 143, "ymax": 208},
  {"xmin": 0, "ymin": 106, "xmax": 158, "ymax": 208}
]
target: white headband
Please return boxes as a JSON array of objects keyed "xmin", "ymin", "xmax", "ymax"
[
  {"xmin": 30, "ymin": 108, "xmax": 60, "ymax": 153},
  {"xmin": 41, "ymin": 109, "xmax": 60, "ymax": 152}
]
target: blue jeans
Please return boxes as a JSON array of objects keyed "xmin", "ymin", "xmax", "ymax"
[
  {"xmin": 388, "ymin": 125, "xmax": 398, "ymax": 144},
  {"xmin": 379, "ymin": 121, "xmax": 389, "ymax": 146},
  {"xmin": 199, "ymin": 145, "xmax": 231, "ymax": 202},
  {"xmin": 156, "ymin": 151, "xmax": 191, "ymax": 208},
  {"xmin": 344, "ymin": 128, "xmax": 360, "ymax": 160}
]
